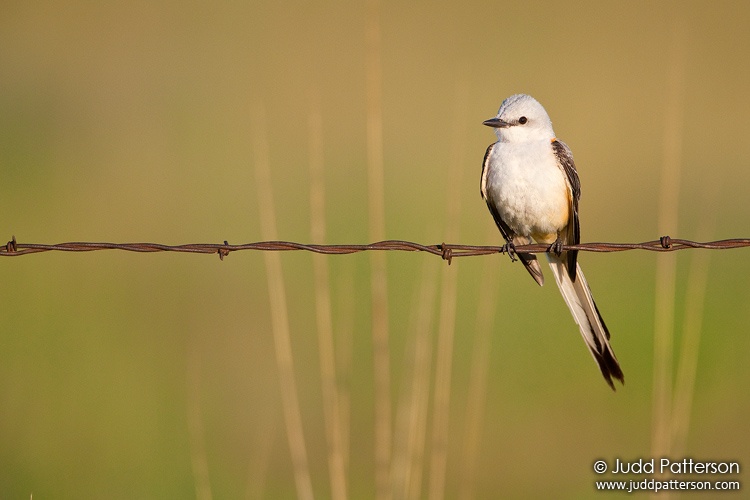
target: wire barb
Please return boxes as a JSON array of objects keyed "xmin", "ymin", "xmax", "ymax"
[
  {"xmin": 218, "ymin": 240, "xmax": 231, "ymax": 261},
  {"xmin": 5, "ymin": 236, "xmax": 17, "ymax": 253},
  {"xmin": 440, "ymin": 243, "xmax": 453, "ymax": 265},
  {"xmin": 2, "ymin": 236, "xmax": 750, "ymax": 258}
]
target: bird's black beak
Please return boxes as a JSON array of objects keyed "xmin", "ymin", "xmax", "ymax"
[{"xmin": 482, "ymin": 117, "xmax": 511, "ymax": 128}]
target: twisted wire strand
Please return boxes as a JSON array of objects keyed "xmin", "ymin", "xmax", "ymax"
[{"xmin": 3, "ymin": 235, "xmax": 750, "ymax": 262}]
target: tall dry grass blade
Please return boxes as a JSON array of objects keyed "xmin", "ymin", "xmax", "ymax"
[
  {"xmin": 651, "ymin": 18, "xmax": 687, "ymax": 471},
  {"xmin": 670, "ymin": 247, "xmax": 710, "ymax": 457},
  {"xmin": 335, "ymin": 268, "xmax": 355, "ymax": 475},
  {"xmin": 391, "ymin": 254, "xmax": 439, "ymax": 500},
  {"xmin": 308, "ymin": 97, "xmax": 348, "ymax": 500},
  {"xmin": 458, "ymin": 226, "xmax": 501, "ymax": 500},
  {"xmin": 187, "ymin": 345, "xmax": 213, "ymax": 500},
  {"xmin": 252, "ymin": 103, "xmax": 314, "ymax": 500},
  {"xmin": 671, "ymin": 178, "xmax": 720, "ymax": 457},
  {"xmin": 428, "ymin": 80, "xmax": 468, "ymax": 500},
  {"xmin": 365, "ymin": 1, "xmax": 392, "ymax": 497}
]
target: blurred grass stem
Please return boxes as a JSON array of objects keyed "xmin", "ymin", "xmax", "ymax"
[
  {"xmin": 651, "ymin": 18, "xmax": 687, "ymax": 473},
  {"xmin": 308, "ymin": 97, "xmax": 348, "ymax": 500},
  {"xmin": 366, "ymin": 1, "xmax": 392, "ymax": 498},
  {"xmin": 335, "ymin": 269, "xmax": 355, "ymax": 475},
  {"xmin": 391, "ymin": 255, "xmax": 438, "ymax": 500},
  {"xmin": 458, "ymin": 227, "xmax": 500, "ymax": 500},
  {"xmin": 252, "ymin": 103, "xmax": 314, "ymax": 500},
  {"xmin": 671, "ymin": 178, "xmax": 720, "ymax": 456},
  {"xmin": 428, "ymin": 80, "xmax": 468, "ymax": 500}
]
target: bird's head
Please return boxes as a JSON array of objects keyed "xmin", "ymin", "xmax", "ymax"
[{"xmin": 483, "ymin": 94, "xmax": 555, "ymax": 143}]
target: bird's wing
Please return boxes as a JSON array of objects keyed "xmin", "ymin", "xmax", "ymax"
[{"xmin": 552, "ymin": 139, "xmax": 580, "ymax": 281}]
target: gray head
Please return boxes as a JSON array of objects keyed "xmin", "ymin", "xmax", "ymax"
[{"xmin": 483, "ymin": 94, "xmax": 555, "ymax": 142}]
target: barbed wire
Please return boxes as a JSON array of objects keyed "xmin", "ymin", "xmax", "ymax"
[{"xmin": 2, "ymin": 235, "xmax": 750, "ymax": 264}]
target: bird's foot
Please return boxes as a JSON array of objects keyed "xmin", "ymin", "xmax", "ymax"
[
  {"xmin": 549, "ymin": 238, "xmax": 564, "ymax": 256},
  {"xmin": 501, "ymin": 242, "xmax": 518, "ymax": 262}
]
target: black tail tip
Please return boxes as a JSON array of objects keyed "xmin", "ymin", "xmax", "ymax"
[
  {"xmin": 603, "ymin": 371, "xmax": 625, "ymax": 391},
  {"xmin": 598, "ymin": 351, "xmax": 624, "ymax": 391}
]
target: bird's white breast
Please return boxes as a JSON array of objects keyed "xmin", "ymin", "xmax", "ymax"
[{"xmin": 484, "ymin": 140, "xmax": 570, "ymax": 243}]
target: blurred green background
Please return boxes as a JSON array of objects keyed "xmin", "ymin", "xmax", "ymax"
[{"xmin": 1, "ymin": 1, "xmax": 749, "ymax": 498}]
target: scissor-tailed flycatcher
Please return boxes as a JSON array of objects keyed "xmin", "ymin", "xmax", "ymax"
[{"xmin": 481, "ymin": 94, "xmax": 624, "ymax": 390}]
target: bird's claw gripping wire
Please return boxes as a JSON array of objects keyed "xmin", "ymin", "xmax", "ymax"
[
  {"xmin": 500, "ymin": 241, "xmax": 518, "ymax": 262},
  {"xmin": 549, "ymin": 238, "xmax": 564, "ymax": 256}
]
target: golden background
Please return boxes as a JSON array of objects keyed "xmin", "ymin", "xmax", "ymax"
[{"xmin": 1, "ymin": 1, "xmax": 748, "ymax": 498}]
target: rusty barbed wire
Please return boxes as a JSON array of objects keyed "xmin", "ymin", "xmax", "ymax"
[{"xmin": 2, "ymin": 235, "xmax": 750, "ymax": 263}]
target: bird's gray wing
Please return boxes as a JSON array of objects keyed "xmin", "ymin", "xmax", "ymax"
[{"xmin": 552, "ymin": 139, "xmax": 580, "ymax": 281}]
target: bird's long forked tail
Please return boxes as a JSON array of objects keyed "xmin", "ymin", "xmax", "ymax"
[{"xmin": 547, "ymin": 254, "xmax": 624, "ymax": 390}]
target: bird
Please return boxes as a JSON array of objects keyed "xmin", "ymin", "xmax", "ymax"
[{"xmin": 480, "ymin": 93, "xmax": 624, "ymax": 390}]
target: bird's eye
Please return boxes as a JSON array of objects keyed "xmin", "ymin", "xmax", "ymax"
[{"xmin": 518, "ymin": 116, "xmax": 528, "ymax": 124}]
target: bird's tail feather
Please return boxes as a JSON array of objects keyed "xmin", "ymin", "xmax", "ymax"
[{"xmin": 547, "ymin": 254, "xmax": 624, "ymax": 390}]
